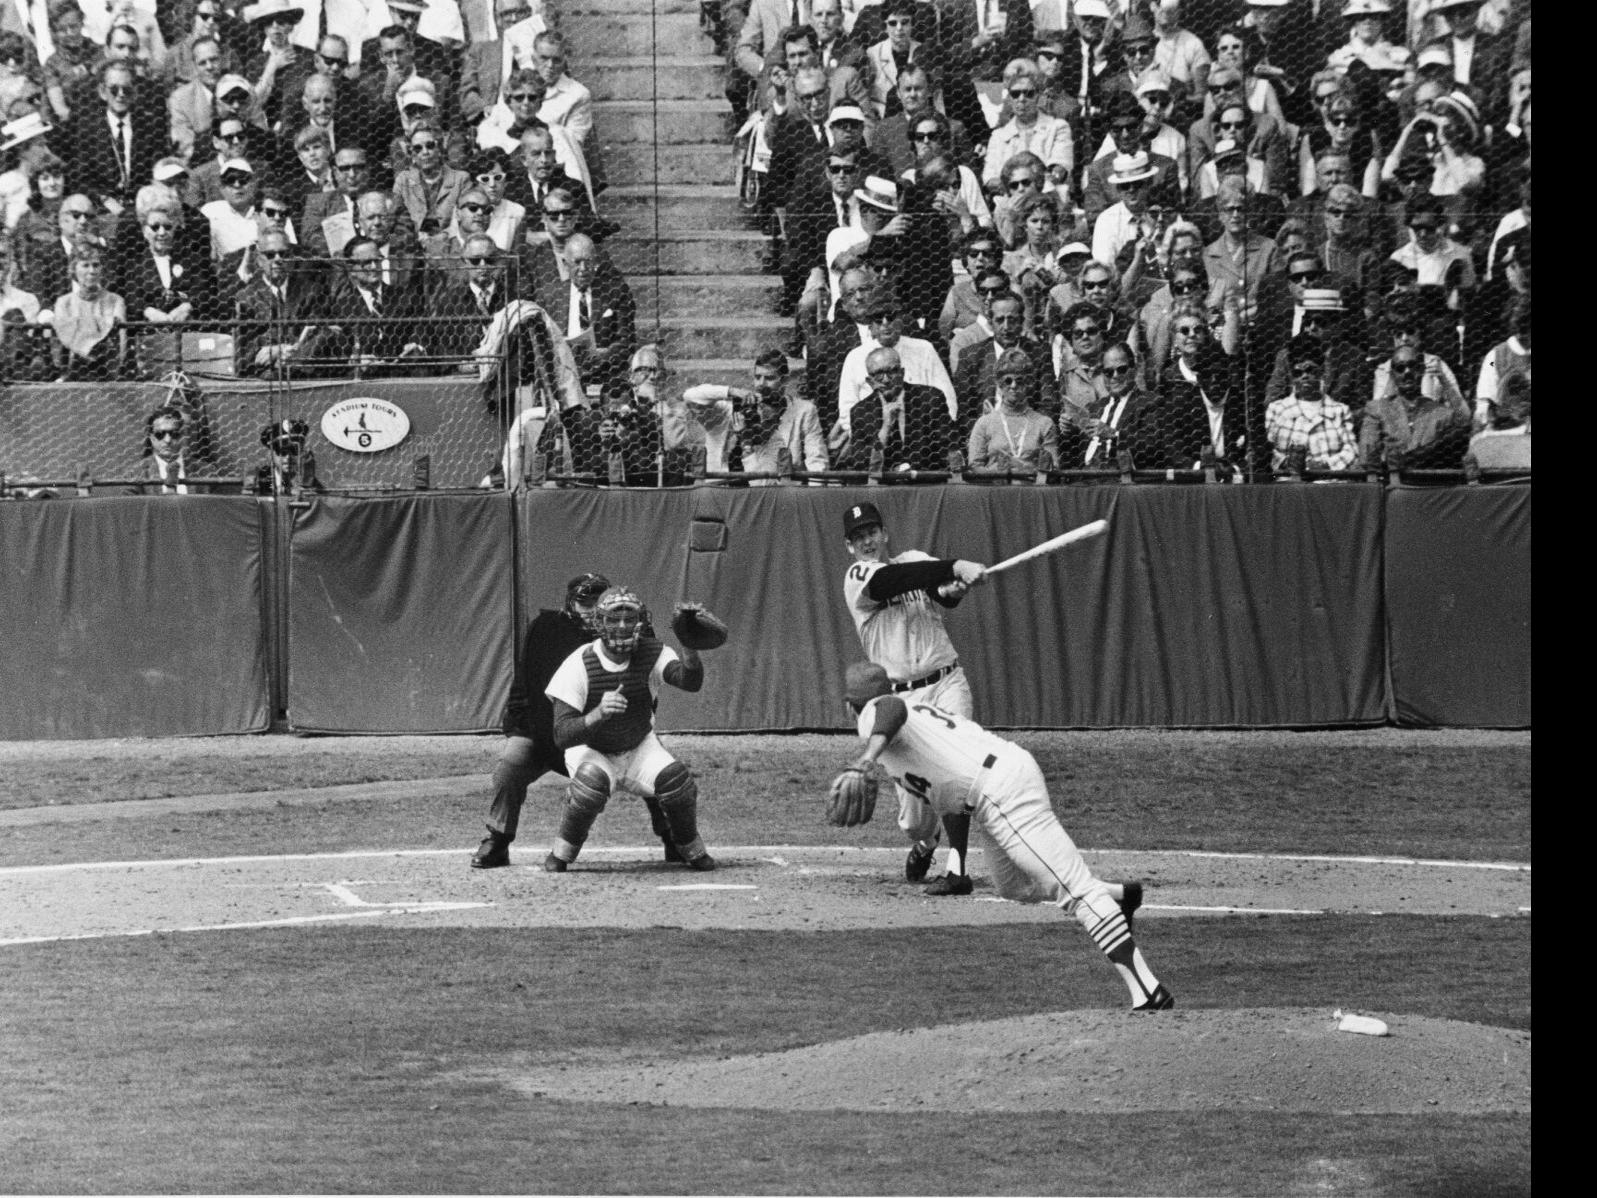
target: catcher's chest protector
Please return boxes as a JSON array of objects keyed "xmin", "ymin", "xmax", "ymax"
[{"xmin": 580, "ymin": 640, "xmax": 663, "ymax": 754}]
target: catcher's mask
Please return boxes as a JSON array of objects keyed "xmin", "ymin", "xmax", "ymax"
[
  {"xmin": 595, "ymin": 585, "xmax": 644, "ymax": 655},
  {"xmin": 565, "ymin": 572, "xmax": 611, "ymax": 632}
]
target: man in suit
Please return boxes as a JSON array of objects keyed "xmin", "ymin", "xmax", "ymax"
[
  {"xmin": 124, "ymin": 405, "xmax": 215, "ymax": 495},
  {"xmin": 16, "ymin": 191, "xmax": 92, "ymax": 306},
  {"xmin": 804, "ymin": 263, "xmax": 875, "ymax": 433},
  {"xmin": 430, "ymin": 232, "xmax": 511, "ymax": 359},
  {"xmin": 952, "ymin": 291, "xmax": 1056, "ymax": 437},
  {"xmin": 871, "ymin": 66, "xmax": 974, "ymax": 176},
  {"xmin": 1061, "ymin": 339, "xmax": 1170, "ymax": 469},
  {"xmin": 353, "ymin": 189, "xmax": 428, "ymax": 298},
  {"xmin": 303, "ymin": 145, "xmax": 417, "ymax": 258},
  {"xmin": 73, "ymin": 61, "xmax": 165, "ymax": 218},
  {"xmin": 531, "ymin": 231, "xmax": 636, "ymax": 387},
  {"xmin": 328, "ymin": 234, "xmax": 427, "ymax": 374},
  {"xmin": 844, "ymin": 343, "xmax": 956, "ymax": 472},
  {"xmin": 1047, "ymin": 0, "xmax": 1119, "ymax": 142},
  {"xmin": 360, "ymin": 2, "xmax": 459, "ymax": 121},
  {"xmin": 783, "ymin": 143, "xmax": 865, "ymax": 319},
  {"xmin": 168, "ymin": 34, "xmax": 225, "ymax": 161},
  {"xmin": 934, "ymin": 0, "xmax": 1036, "ymax": 87},
  {"xmin": 233, "ymin": 228, "xmax": 332, "ymax": 376}
]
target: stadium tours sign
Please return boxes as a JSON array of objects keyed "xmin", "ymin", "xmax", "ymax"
[{"xmin": 321, "ymin": 398, "xmax": 412, "ymax": 453}]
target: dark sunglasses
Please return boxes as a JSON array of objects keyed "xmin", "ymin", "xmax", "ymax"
[
  {"xmin": 259, "ymin": 248, "xmax": 288, "ymax": 258},
  {"xmin": 1124, "ymin": 42, "xmax": 1155, "ymax": 56},
  {"xmin": 464, "ymin": 255, "xmax": 495, "ymax": 266},
  {"xmin": 1172, "ymin": 279, "xmax": 1202, "ymax": 294},
  {"xmin": 1103, "ymin": 363, "xmax": 1135, "ymax": 377},
  {"xmin": 261, "ymin": 206, "xmax": 289, "ymax": 218},
  {"xmin": 976, "ymin": 285, "xmax": 1007, "ymax": 297},
  {"xmin": 1392, "ymin": 361, "xmax": 1425, "ymax": 375},
  {"xmin": 220, "ymin": 174, "xmax": 253, "ymax": 186},
  {"xmin": 151, "ymin": 429, "xmax": 182, "ymax": 440},
  {"xmin": 1288, "ymin": 270, "xmax": 1321, "ymax": 283},
  {"xmin": 219, "ymin": 130, "xmax": 248, "ymax": 142},
  {"xmin": 318, "ymin": 52, "xmax": 347, "ymax": 66},
  {"xmin": 1327, "ymin": 114, "xmax": 1356, "ymax": 126},
  {"xmin": 335, "ymin": 160, "xmax": 368, "ymax": 171},
  {"xmin": 1008, "ymin": 87, "xmax": 1037, "ymax": 98},
  {"xmin": 459, "ymin": 201, "xmax": 487, "ymax": 212},
  {"xmin": 1325, "ymin": 207, "xmax": 1357, "ymax": 217},
  {"xmin": 911, "ymin": 128, "xmax": 941, "ymax": 141},
  {"xmin": 1071, "ymin": 325, "xmax": 1102, "ymax": 338},
  {"xmin": 1081, "ymin": 278, "xmax": 1112, "ymax": 290},
  {"xmin": 826, "ymin": 162, "xmax": 858, "ymax": 173},
  {"xmin": 866, "ymin": 312, "xmax": 900, "ymax": 323},
  {"xmin": 968, "ymin": 246, "xmax": 1001, "ymax": 257},
  {"xmin": 997, "ymin": 373, "xmax": 1029, "ymax": 383},
  {"xmin": 1036, "ymin": 49, "xmax": 1062, "ymax": 60},
  {"xmin": 410, "ymin": 139, "xmax": 440, "ymax": 150},
  {"xmin": 1006, "ymin": 177, "xmax": 1038, "ymax": 191},
  {"xmin": 543, "ymin": 207, "xmax": 576, "ymax": 218},
  {"xmin": 1174, "ymin": 324, "xmax": 1206, "ymax": 336},
  {"xmin": 105, "ymin": 82, "xmax": 134, "ymax": 96}
]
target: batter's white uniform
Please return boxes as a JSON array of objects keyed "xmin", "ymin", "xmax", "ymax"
[
  {"xmin": 857, "ymin": 696, "xmax": 1111, "ymax": 911},
  {"xmin": 844, "ymin": 551, "xmax": 974, "ymax": 841}
]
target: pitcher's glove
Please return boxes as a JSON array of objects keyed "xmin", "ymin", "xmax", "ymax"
[
  {"xmin": 825, "ymin": 767, "xmax": 878, "ymax": 827},
  {"xmin": 670, "ymin": 601, "xmax": 729, "ymax": 650}
]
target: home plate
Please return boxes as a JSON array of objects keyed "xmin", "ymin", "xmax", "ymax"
[{"xmin": 657, "ymin": 883, "xmax": 759, "ymax": 891}]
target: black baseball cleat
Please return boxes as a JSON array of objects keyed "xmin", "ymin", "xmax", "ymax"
[
  {"xmin": 1119, "ymin": 881, "xmax": 1144, "ymax": 933},
  {"xmin": 471, "ymin": 836, "xmax": 510, "ymax": 870},
  {"xmin": 1132, "ymin": 984, "xmax": 1175, "ymax": 1012},
  {"xmin": 924, "ymin": 873, "xmax": 973, "ymax": 896},
  {"xmin": 905, "ymin": 842, "xmax": 936, "ymax": 882},
  {"xmin": 684, "ymin": 851, "xmax": 717, "ymax": 872},
  {"xmin": 541, "ymin": 853, "xmax": 568, "ymax": 873}
]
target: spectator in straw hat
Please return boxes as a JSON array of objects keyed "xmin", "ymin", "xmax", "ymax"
[
  {"xmin": 1329, "ymin": 0, "xmax": 1402, "ymax": 75},
  {"xmin": 0, "ymin": 113, "xmax": 54, "ymax": 229},
  {"xmin": 1091, "ymin": 149, "xmax": 1164, "ymax": 276}
]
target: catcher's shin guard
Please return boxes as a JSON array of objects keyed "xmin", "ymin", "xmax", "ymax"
[
  {"xmin": 551, "ymin": 763, "xmax": 611, "ymax": 863},
  {"xmin": 639, "ymin": 791, "xmax": 675, "ymax": 843},
  {"xmin": 652, "ymin": 762, "xmax": 707, "ymax": 860}
]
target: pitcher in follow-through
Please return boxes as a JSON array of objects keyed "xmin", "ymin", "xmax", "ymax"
[{"xmin": 839, "ymin": 661, "xmax": 1173, "ymax": 1012}]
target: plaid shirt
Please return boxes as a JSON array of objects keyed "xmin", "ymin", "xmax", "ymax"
[{"xmin": 1264, "ymin": 394, "xmax": 1358, "ymax": 472}]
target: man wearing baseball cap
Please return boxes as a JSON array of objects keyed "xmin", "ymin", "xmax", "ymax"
[{"xmin": 840, "ymin": 500, "xmax": 988, "ymax": 895}]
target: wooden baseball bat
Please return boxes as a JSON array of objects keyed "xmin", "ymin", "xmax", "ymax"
[{"xmin": 985, "ymin": 519, "xmax": 1109, "ymax": 577}]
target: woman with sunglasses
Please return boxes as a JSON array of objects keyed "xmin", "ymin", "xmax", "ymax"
[
  {"xmin": 121, "ymin": 186, "xmax": 216, "ymax": 333},
  {"xmin": 983, "ymin": 59, "xmax": 1073, "ymax": 202},
  {"xmin": 1141, "ymin": 254, "xmax": 1211, "ymax": 378},
  {"xmin": 1317, "ymin": 184, "xmax": 1380, "ymax": 306},
  {"xmin": 991, "ymin": 150, "xmax": 1047, "ymax": 250},
  {"xmin": 1160, "ymin": 298, "xmax": 1254, "ymax": 478},
  {"xmin": 1264, "ymin": 333, "xmax": 1358, "ymax": 475},
  {"xmin": 1297, "ymin": 85, "xmax": 1382, "ymax": 199},
  {"xmin": 1384, "ymin": 192, "xmax": 1474, "ymax": 320},
  {"xmin": 1195, "ymin": 104, "xmax": 1274, "ymax": 198}
]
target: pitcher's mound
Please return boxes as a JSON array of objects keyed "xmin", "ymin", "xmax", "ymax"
[{"xmin": 507, "ymin": 1007, "xmax": 1529, "ymax": 1115}]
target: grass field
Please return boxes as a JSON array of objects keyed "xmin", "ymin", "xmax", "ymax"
[{"xmin": 0, "ymin": 730, "xmax": 1530, "ymax": 1196}]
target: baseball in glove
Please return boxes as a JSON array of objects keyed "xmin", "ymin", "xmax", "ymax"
[
  {"xmin": 670, "ymin": 601, "xmax": 729, "ymax": 650},
  {"xmin": 825, "ymin": 767, "xmax": 878, "ymax": 827}
]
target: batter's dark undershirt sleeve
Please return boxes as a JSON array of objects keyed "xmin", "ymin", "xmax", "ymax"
[
  {"xmin": 551, "ymin": 699, "xmax": 592, "ymax": 750},
  {"xmin": 865, "ymin": 558, "xmax": 959, "ymax": 602},
  {"xmin": 664, "ymin": 659, "xmax": 704, "ymax": 692}
]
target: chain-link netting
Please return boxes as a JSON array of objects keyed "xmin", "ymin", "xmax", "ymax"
[{"xmin": 3, "ymin": 1, "xmax": 1529, "ymax": 499}]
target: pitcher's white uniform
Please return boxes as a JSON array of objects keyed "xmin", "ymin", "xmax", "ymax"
[
  {"xmin": 857, "ymin": 696, "xmax": 1105, "ymax": 909},
  {"xmin": 844, "ymin": 551, "xmax": 973, "ymax": 840}
]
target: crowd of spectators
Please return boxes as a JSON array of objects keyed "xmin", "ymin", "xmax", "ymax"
[
  {"xmin": 717, "ymin": 0, "xmax": 1530, "ymax": 480},
  {"xmin": 0, "ymin": 0, "xmax": 1529, "ymax": 490}
]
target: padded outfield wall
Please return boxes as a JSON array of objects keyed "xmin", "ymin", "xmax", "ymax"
[{"xmin": 0, "ymin": 484, "xmax": 1528, "ymax": 738}]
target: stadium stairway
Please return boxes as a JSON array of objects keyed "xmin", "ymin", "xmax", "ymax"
[{"xmin": 576, "ymin": 0, "xmax": 789, "ymax": 389}]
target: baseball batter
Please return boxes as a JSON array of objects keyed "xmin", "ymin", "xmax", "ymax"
[
  {"xmin": 472, "ymin": 573, "xmax": 612, "ymax": 870},
  {"xmin": 541, "ymin": 586, "xmax": 717, "ymax": 872},
  {"xmin": 842, "ymin": 661, "xmax": 1172, "ymax": 1011},
  {"xmin": 842, "ymin": 500, "xmax": 986, "ymax": 894}
]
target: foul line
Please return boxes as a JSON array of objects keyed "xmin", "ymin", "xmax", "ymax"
[
  {"xmin": 0, "ymin": 903, "xmax": 491, "ymax": 947},
  {"xmin": 0, "ymin": 844, "xmax": 1530, "ymax": 877}
]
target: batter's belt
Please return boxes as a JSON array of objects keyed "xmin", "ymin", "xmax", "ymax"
[{"xmin": 890, "ymin": 662, "xmax": 958, "ymax": 693}]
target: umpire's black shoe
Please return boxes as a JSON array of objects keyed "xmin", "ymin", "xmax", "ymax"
[
  {"xmin": 542, "ymin": 853, "xmax": 568, "ymax": 873},
  {"xmin": 471, "ymin": 835, "xmax": 510, "ymax": 870},
  {"xmin": 684, "ymin": 851, "xmax": 717, "ymax": 872},
  {"xmin": 1119, "ymin": 881, "xmax": 1144, "ymax": 933},
  {"xmin": 1132, "ymin": 984, "xmax": 1174, "ymax": 1012},
  {"xmin": 925, "ymin": 873, "xmax": 973, "ymax": 896},
  {"xmin": 905, "ymin": 842, "xmax": 936, "ymax": 882}
]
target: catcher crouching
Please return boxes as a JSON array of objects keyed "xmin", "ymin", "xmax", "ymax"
[{"xmin": 540, "ymin": 586, "xmax": 729, "ymax": 873}]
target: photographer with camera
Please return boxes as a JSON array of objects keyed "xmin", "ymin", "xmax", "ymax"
[
  {"xmin": 682, "ymin": 348, "xmax": 830, "ymax": 484},
  {"xmin": 1382, "ymin": 87, "xmax": 1484, "ymax": 204}
]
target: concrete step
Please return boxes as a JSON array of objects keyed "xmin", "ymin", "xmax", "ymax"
[
  {"xmin": 594, "ymin": 99, "xmax": 734, "ymax": 145},
  {"xmin": 656, "ymin": 315, "xmax": 797, "ymax": 361},
  {"xmin": 630, "ymin": 273, "xmax": 783, "ymax": 316},
  {"xmin": 604, "ymin": 141, "xmax": 737, "ymax": 186},
  {"xmin": 587, "ymin": 56, "xmax": 726, "ymax": 102},
  {"xmin": 604, "ymin": 184, "xmax": 754, "ymax": 232},
  {"xmin": 562, "ymin": 11, "xmax": 711, "ymax": 57},
  {"xmin": 609, "ymin": 229, "xmax": 768, "ymax": 274}
]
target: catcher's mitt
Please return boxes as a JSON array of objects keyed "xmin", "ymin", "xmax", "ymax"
[
  {"xmin": 825, "ymin": 767, "xmax": 878, "ymax": 827},
  {"xmin": 670, "ymin": 601, "xmax": 729, "ymax": 650}
]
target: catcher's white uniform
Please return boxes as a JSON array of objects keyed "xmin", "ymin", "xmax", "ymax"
[{"xmin": 844, "ymin": 551, "xmax": 973, "ymax": 841}]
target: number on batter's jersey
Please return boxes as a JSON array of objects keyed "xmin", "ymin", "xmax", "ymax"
[{"xmin": 913, "ymin": 704, "xmax": 956, "ymax": 729}]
